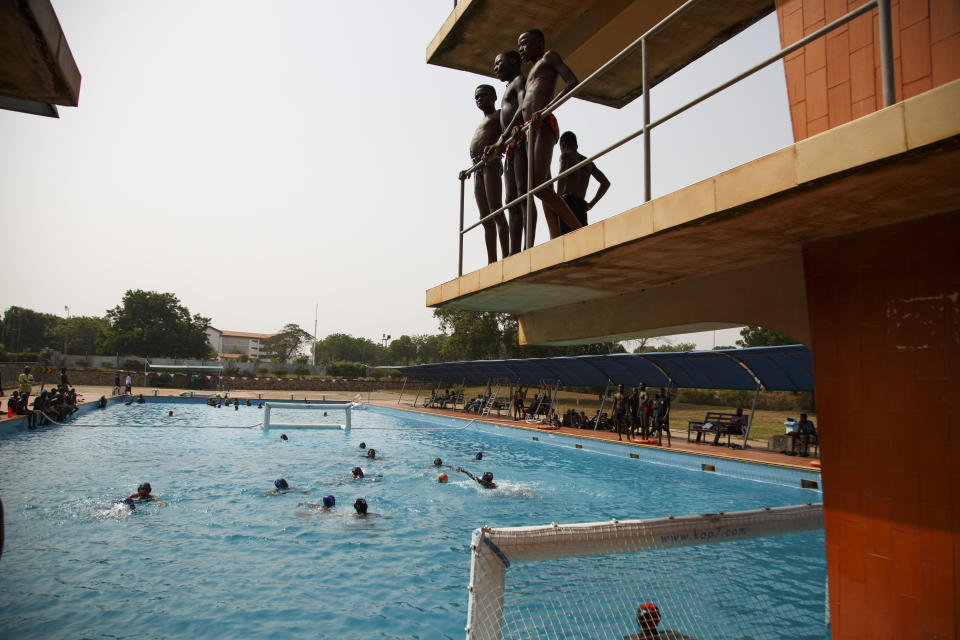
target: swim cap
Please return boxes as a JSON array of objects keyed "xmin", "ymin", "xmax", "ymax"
[
  {"xmin": 322, "ymin": 494, "xmax": 335, "ymax": 508},
  {"xmin": 438, "ymin": 473, "xmax": 448, "ymax": 483},
  {"xmin": 481, "ymin": 472, "xmax": 494, "ymax": 483},
  {"xmin": 275, "ymin": 478, "xmax": 288, "ymax": 489},
  {"xmin": 636, "ymin": 603, "xmax": 660, "ymax": 629},
  {"xmin": 352, "ymin": 467, "xmax": 364, "ymax": 478},
  {"xmin": 280, "ymin": 433, "xmax": 288, "ymax": 440},
  {"xmin": 367, "ymin": 449, "xmax": 376, "ymax": 458},
  {"xmin": 359, "ymin": 442, "xmax": 366, "ymax": 449},
  {"xmin": 121, "ymin": 497, "xmax": 135, "ymax": 506},
  {"xmin": 433, "ymin": 457, "xmax": 442, "ymax": 466},
  {"xmin": 475, "ymin": 452, "xmax": 483, "ymax": 460},
  {"xmin": 139, "ymin": 482, "xmax": 151, "ymax": 493},
  {"xmin": 354, "ymin": 498, "xmax": 368, "ymax": 514}
]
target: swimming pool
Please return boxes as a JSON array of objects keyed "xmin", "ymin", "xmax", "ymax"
[{"xmin": 0, "ymin": 400, "xmax": 825, "ymax": 638}]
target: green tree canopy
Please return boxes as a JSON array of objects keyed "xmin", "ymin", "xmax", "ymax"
[
  {"xmin": 98, "ymin": 290, "xmax": 211, "ymax": 358},
  {"xmin": 386, "ymin": 335, "xmax": 418, "ymax": 365},
  {"xmin": 634, "ymin": 341, "xmax": 698, "ymax": 353},
  {"xmin": 1, "ymin": 306, "xmax": 56, "ymax": 352},
  {"xmin": 263, "ymin": 323, "xmax": 313, "ymax": 363},
  {"xmin": 314, "ymin": 333, "xmax": 380, "ymax": 364},
  {"xmin": 735, "ymin": 326, "xmax": 796, "ymax": 348}
]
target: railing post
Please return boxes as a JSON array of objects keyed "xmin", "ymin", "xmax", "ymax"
[
  {"xmin": 458, "ymin": 176, "xmax": 466, "ymax": 277},
  {"xmin": 877, "ymin": 0, "xmax": 895, "ymax": 107},
  {"xmin": 642, "ymin": 36, "xmax": 651, "ymax": 203},
  {"xmin": 525, "ymin": 125, "xmax": 535, "ymax": 250}
]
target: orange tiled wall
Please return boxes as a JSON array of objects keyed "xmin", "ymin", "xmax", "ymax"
[
  {"xmin": 776, "ymin": 0, "xmax": 960, "ymax": 140},
  {"xmin": 803, "ymin": 210, "xmax": 959, "ymax": 639}
]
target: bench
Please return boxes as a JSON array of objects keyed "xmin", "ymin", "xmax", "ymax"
[{"xmin": 687, "ymin": 412, "xmax": 745, "ymax": 446}]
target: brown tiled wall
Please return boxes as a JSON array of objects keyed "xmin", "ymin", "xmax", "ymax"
[
  {"xmin": 777, "ymin": 0, "xmax": 960, "ymax": 141},
  {"xmin": 803, "ymin": 210, "xmax": 959, "ymax": 639}
]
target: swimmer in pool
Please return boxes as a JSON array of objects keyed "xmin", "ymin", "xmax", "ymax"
[
  {"xmin": 128, "ymin": 482, "xmax": 166, "ymax": 506},
  {"xmin": 475, "ymin": 452, "xmax": 483, "ymax": 460},
  {"xmin": 266, "ymin": 478, "xmax": 308, "ymax": 495},
  {"xmin": 364, "ymin": 448, "xmax": 377, "ymax": 459},
  {"xmin": 622, "ymin": 602, "xmax": 694, "ymax": 639},
  {"xmin": 351, "ymin": 467, "xmax": 382, "ymax": 480},
  {"xmin": 297, "ymin": 494, "xmax": 337, "ymax": 512},
  {"xmin": 455, "ymin": 466, "xmax": 497, "ymax": 489},
  {"xmin": 433, "ymin": 457, "xmax": 443, "ymax": 467},
  {"xmin": 358, "ymin": 442, "xmax": 366, "ymax": 449}
]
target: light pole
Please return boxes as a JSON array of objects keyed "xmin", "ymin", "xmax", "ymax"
[
  {"xmin": 381, "ymin": 333, "xmax": 391, "ymax": 350},
  {"xmin": 313, "ymin": 302, "xmax": 319, "ymax": 365},
  {"xmin": 63, "ymin": 305, "xmax": 70, "ymax": 359}
]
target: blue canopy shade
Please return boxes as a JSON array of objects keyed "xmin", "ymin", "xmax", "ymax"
[{"xmin": 385, "ymin": 344, "xmax": 814, "ymax": 392}]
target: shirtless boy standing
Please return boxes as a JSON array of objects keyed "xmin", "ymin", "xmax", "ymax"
[
  {"xmin": 491, "ymin": 50, "xmax": 535, "ymax": 254},
  {"xmin": 557, "ymin": 131, "xmax": 610, "ymax": 235},
  {"xmin": 493, "ymin": 29, "xmax": 583, "ymax": 239},
  {"xmin": 460, "ymin": 84, "xmax": 509, "ymax": 264}
]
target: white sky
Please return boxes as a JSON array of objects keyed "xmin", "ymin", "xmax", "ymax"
[{"xmin": 0, "ymin": 1, "xmax": 793, "ymax": 351}]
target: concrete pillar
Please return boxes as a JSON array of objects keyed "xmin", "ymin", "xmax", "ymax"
[{"xmin": 802, "ymin": 210, "xmax": 958, "ymax": 638}]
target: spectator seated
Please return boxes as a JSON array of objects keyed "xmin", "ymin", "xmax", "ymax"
[{"xmin": 687, "ymin": 411, "xmax": 746, "ymax": 446}]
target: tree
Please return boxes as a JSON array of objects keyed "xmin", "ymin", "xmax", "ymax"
[
  {"xmin": 98, "ymin": 290, "xmax": 211, "ymax": 358},
  {"xmin": 1, "ymin": 306, "xmax": 56, "ymax": 352},
  {"xmin": 433, "ymin": 309, "xmax": 506, "ymax": 361},
  {"xmin": 735, "ymin": 326, "xmax": 796, "ymax": 348},
  {"xmin": 386, "ymin": 335, "xmax": 418, "ymax": 365},
  {"xmin": 263, "ymin": 324, "xmax": 313, "ymax": 363},
  {"xmin": 412, "ymin": 333, "xmax": 446, "ymax": 364},
  {"xmin": 635, "ymin": 341, "xmax": 698, "ymax": 353},
  {"xmin": 315, "ymin": 333, "xmax": 380, "ymax": 364}
]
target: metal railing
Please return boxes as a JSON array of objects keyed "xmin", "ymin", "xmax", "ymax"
[{"xmin": 456, "ymin": 0, "xmax": 894, "ymax": 276}]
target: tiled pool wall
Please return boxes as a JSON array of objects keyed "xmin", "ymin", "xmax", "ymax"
[{"xmin": 380, "ymin": 404, "xmax": 823, "ymax": 492}]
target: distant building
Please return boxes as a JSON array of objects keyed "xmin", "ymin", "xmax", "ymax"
[{"xmin": 205, "ymin": 327, "xmax": 274, "ymax": 360}]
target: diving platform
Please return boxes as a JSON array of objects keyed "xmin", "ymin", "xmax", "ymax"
[
  {"xmin": 426, "ymin": 79, "xmax": 960, "ymax": 347},
  {"xmin": 428, "ymin": 0, "xmax": 774, "ymax": 108}
]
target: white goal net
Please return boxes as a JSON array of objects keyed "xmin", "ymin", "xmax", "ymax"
[
  {"xmin": 467, "ymin": 503, "xmax": 825, "ymax": 640},
  {"xmin": 262, "ymin": 402, "xmax": 352, "ymax": 430}
]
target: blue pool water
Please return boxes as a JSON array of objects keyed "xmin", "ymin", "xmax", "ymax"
[{"xmin": 0, "ymin": 400, "xmax": 825, "ymax": 639}]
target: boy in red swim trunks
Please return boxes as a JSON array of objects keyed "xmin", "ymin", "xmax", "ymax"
[{"xmin": 491, "ymin": 29, "xmax": 583, "ymax": 241}]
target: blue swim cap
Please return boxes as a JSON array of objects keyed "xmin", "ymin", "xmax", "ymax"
[
  {"xmin": 322, "ymin": 494, "xmax": 335, "ymax": 508},
  {"xmin": 275, "ymin": 478, "xmax": 288, "ymax": 489},
  {"xmin": 121, "ymin": 498, "xmax": 134, "ymax": 506},
  {"xmin": 280, "ymin": 433, "xmax": 288, "ymax": 440}
]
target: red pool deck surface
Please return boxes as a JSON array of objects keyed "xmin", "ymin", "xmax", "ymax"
[{"xmin": 373, "ymin": 401, "xmax": 822, "ymax": 473}]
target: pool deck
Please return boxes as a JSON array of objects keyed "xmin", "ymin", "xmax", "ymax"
[{"xmin": 1, "ymin": 384, "xmax": 819, "ymax": 472}]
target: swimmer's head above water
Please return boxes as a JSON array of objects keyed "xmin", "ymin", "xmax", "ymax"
[
  {"xmin": 354, "ymin": 498, "xmax": 367, "ymax": 515},
  {"xmin": 280, "ymin": 433, "xmax": 288, "ymax": 441},
  {"xmin": 433, "ymin": 457, "xmax": 442, "ymax": 466},
  {"xmin": 137, "ymin": 483, "xmax": 152, "ymax": 498},
  {"xmin": 475, "ymin": 452, "xmax": 483, "ymax": 460},
  {"xmin": 351, "ymin": 467, "xmax": 364, "ymax": 479},
  {"xmin": 274, "ymin": 478, "xmax": 288, "ymax": 490},
  {"xmin": 366, "ymin": 449, "xmax": 376, "ymax": 458},
  {"xmin": 481, "ymin": 472, "xmax": 494, "ymax": 484},
  {"xmin": 322, "ymin": 495, "xmax": 335, "ymax": 508},
  {"xmin": 358, "ymin": 442, "xmax": 366, "ymax": 449}
]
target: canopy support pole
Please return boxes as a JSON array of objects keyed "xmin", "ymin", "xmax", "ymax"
[
  {"xmin": 744, "ymin": 383, "xmax": 761, "ymax": 448},
  {"xmin": 594, "ymin": 379, "xmax": 612, "ymax": 430},
  {"xmin": 412, "ymin": 382, "xmax": 423, "ymax": 408},
  {"xmin": 396, "ymin": 378, "xmax": 407, "ymax": 405}
]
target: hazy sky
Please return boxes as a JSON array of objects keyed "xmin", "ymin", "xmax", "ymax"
[{"xmin": 0, "ymin": 2, "xmax": 792, "ymax": 350}]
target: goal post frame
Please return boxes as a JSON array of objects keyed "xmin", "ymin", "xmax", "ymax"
[
  {"xmin": 466, "ymin": 503, "xmax": 823, "ymax": 640},
  {"xmin": 262, "ymin": 401, "xmax": 352, "ymax": 430}
]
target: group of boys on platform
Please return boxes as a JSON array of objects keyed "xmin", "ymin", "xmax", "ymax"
[
  {"xmin": 6, "ymin": 366, "xmax": 80, "ymax": 428},
  {"xmin": 463, "ymin": 28, "xmax": 610, "ymax": 264}
]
